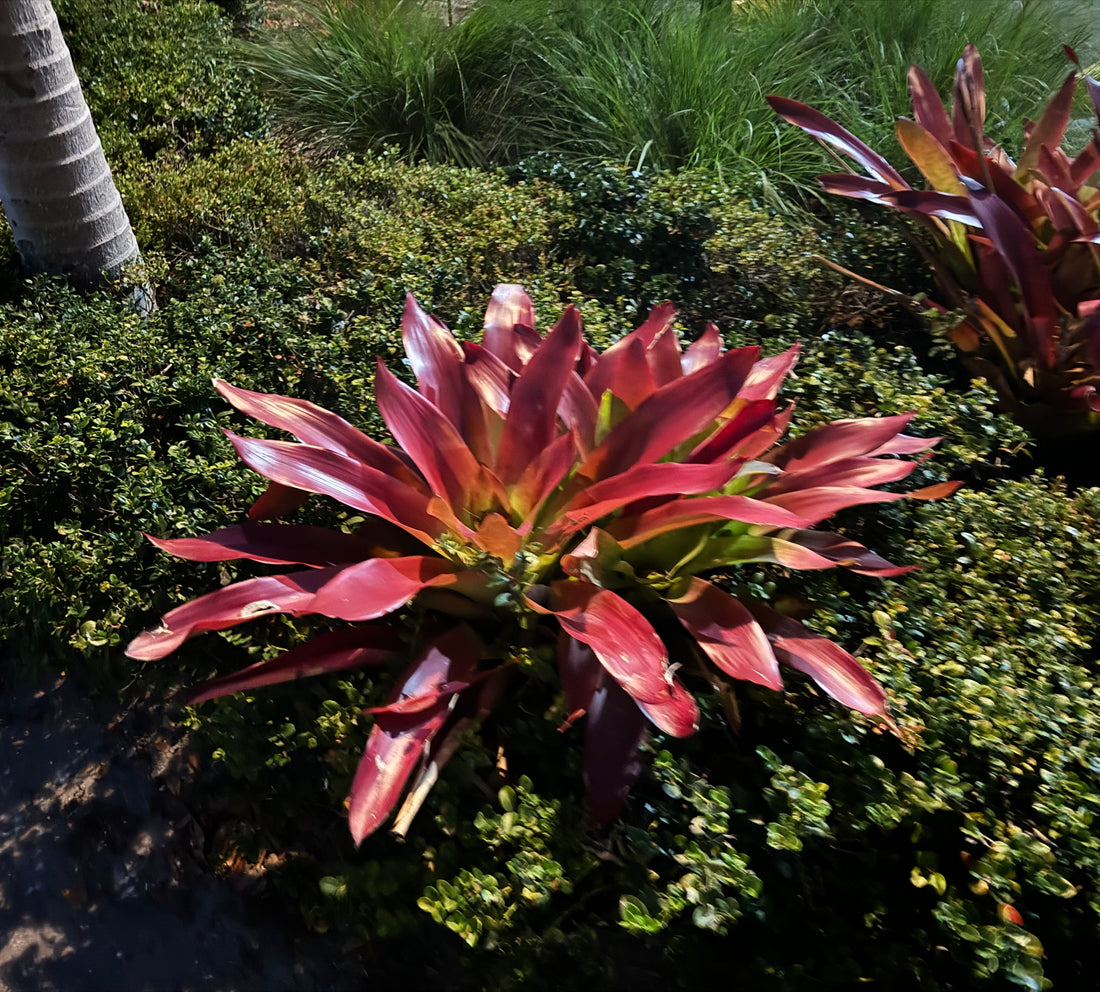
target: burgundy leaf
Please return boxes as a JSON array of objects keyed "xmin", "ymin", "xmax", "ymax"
[
  {"xmin": 669, "ymin": 578, "xmax": 782, "ymax": 690},
  {"xmin": 495, "ymin": 305, "xmax": 583, "ymax": 486},
  {"xmin": 819, "ymin": 174, "xmax": 907, "ymax": 206},
  {"xmin": 582, "ymin": 678, "xmax": 647, "ymax": 827},
  {"xmin": 887, "ymin": 189, "xmax": 980, "ymax": 226},
  {"xmin": 688, "ymin": 399, "xmax": 778, "ymax": 464},
  {"xmin": 512, "ymin": 429, "xmax": 579, "ymax": 522},
  {"xmin": 186, "ymin": 626, "xmax": 403, "ymax": 705},
  {"xmin": 582, "ymin": 346, "xmax": 760, "ymax": 481},
  {"xmin": 482, "ymin": 284, "xmax": 539, "ymax": 371},
  {"xmin": 226, "ymin": 432, "xmax": 443, "ymax": 546},
  {"xmin": 747, "ymin": 602, "xmax": 888, "ymax": 718},
  {"xmin": 531, "ymin": 581, "xmax": 671, "ymax": 704},
  {"xmin": 952, "ymin": 44, "xmax": 986, "ymax": 152},
  {"xmin": 682, "ymin": 323, "xmax": 721, "ymax": 374},
  {"xmin": 248, "ymin": 482, "xmax": 310, "ymax": 521},
  {"xmin": 554, "ymin": 461, "xmax": 739, "ymax": 536},
  {"xmin": 461, "ymin": 341, "xmax": 513, "ymax": 418},
  {"xmin": 764, "ymin": 485, "xmax": 912, "ymax": 526},
  {"xmin": 401, "ymin": 293, "xmax": 465, "ymax": 428},
  {"xmin": 1018, "ymin": 71, "xmax": 1077, "ymax": 178},
  {"xmin": 558, "ymin": 632, "xmax": 604, "ymax": 713},
  {"xmin": 767, "ymin": 95, "xmax": 908, "ymax": 188},
  {"xmin": 762, "ymin": 455, "xmax": 917, "ymax": 497},
  {"xmin": 965, "ymin": 181, "xmax": 1058, "ymax": 366},
  {"xmin": 609, "ymin": 336, "xmax": 659, "ymax": 408},
  {"xmin": 557, "ymin": 372, "xmax": 599, "ymax": 454},
  {"xmin": 214, "ymin": 380, "xmax": 422, "ymax": 490},
  {"xmin": 611, "ymin": 494, "xmax": 808, "ymax": 549},
  {"xmin": 146, "ymin": 522, "xmax": 394, "ymax": 567},
  {"xmin": 647, "ymin": 326, "xmax": 684, "ymax": 386},
  {"xmin": 740, "ymin": 345, "xmax": 798, "ymax": 401},
  {"xmin": 634, "ymin": 673, "xmax": 699, "ymax": 738},
  {"xmin": 126, "ymin": 567, "xmax": 338, "ymax": 660},
  {"xmin": 310, "ymin": 555, "xmax": 460, "ymax": 621},
  {"xmin": 765, "ymin": 414, "xmax": 915, "ymax": 472},
  {"xmin": 584, "ymin": 302, "xmax": 677, "ymax": 400},
  {"xmin": 775, "ymin": 530, "xmax": 914, "ymax": 577},
  {"xmin": 348, "ymin": 625, "xmax": 485, "ymax": 843},
  {"xmin": 374, "ymin": 361, "xmax": 486, "ymax": 512},
  {"xmin": 908, "ymin": 63, "xmax": 953, "ymax": 147}
]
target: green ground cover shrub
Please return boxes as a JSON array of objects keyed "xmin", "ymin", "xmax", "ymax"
[{"xmin": 54, "ymin": 0, "xmax": 266, "ymax": 169}]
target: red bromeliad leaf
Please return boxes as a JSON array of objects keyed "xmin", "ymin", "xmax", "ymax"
[
  {"xmin": 908, "ymin": 63, "xmax": 953, "ymax": 147},
  {"xmin": 887, "ymin": 189, "xmax": 980, "ymax": 227},
  {"xmin": 583, "ymin": 678, "xmax": 647, "ymax": 827},
  {"xmin": 401, "ymin": 293, "xmax": 466, "ymax": 429},
  {"xmin": 607, "ymin": 336, "xmax": 658, "ymax": 408},
  {"xmin": 766, "ymin": 96, "xmax": 909, "ymax": 188},
  {"xmin": 669, "ymin": 578, "xmax": 782, "ymax": 690},
  {"xmin": 688, "ymin": 399, "xmax": 779, "ymax": 464},
  {"xmin": 348, "ymin": 625, "xmax": 485, "ymax": 843},
  {"xmin": 461, "ymin": 341, "xmax": 513, "ymax": 418},
  {"xmin": 764, "ymin": 485, "xmax": 914, "ymax": 527},
  {"xmin": 763, "ymin": 455, "xmax": 918, "ymax": 497},
  {"xmin": 964, "ymin": 183, "xmax": 1058, "ymax": 365},
  {"xmin": 145, "ymin": 522, "xmax": 411, "ymax": 567},
  {"xmin": 747, "ymin": 601, "xmax": 888, "ymax": 718},
  {"xmin": 127, "ymin": 567, "xmax": 339, "ymax": 660},
  {"xmin": 495, "ymin": 305, "xmax": 583, "ymax": 486},
  {"xmin": 818, "ymin": 174, "xmax": 905, "ymax": 206},
  {"xmin": 309, "ymin": 555, "xmax": 461, "ymax": 621},
  {"xmin": 611, "ymin": 494, "xmax": 809, "ymax": 549},
  {"xmin": 739, "ymin": 345, "xmax": 797, "ymax": 401},
  {"xmin": 512, "ymin": 430, "xmax": 579, "ymax": 524},
  {"xmin": 557, "ymin": 633, "xmax": 604, "ymax": 714},
  {"xmin": 482, "ymin": 283, "xmax": 539, "ymax": 371},
  {"xmin": 582, "ymin": 346, "xmax": 760, "ymax": 481},
  {"xmin": 766, "ymin": 414, "xmax": 916, "ymax": 472},
  {"xmin": 648, "ymin": 326, "xmax": 685, "ymax": 387},
  {"xmin": 373, "ymin": 361, "xmax": 487, "ymax": 513},
  {"xmin": 553, "ymin": 461, "xmax": 740, "ymax": 537},
  {"xmin": 557, "ymin": 372, "xmax": 599, "ymax": 453},
  {"xmin": 248, "ymin": 482, "xmax": 311, "ymax": 521},
  {"xmin": 185, "ymin": 625, "xmax": 403, "ymax": 705},
  {"xmin": 682, "ymin": 323, "xmax": 721, "ymax": 374},
  {"xmin": 774, "ymin": 530, "xmax": 914, "ymax": 577},
  {"xmin": 1019, "ymin": 72, "xmax": 1078, "ymax": 178},
  {"xmin": 531, "ymin": 581, "xmax": 671, "ymax": 704},
  {"xmin": 634, "ymin": 675, "xmax": 699, "ymax": 738},
  {"xmin": 584, "ymin": 302, "xmax": 677, "ymax": 400},
  {"xmin": 215, "ymin": 380, "xmax": 422, "ymax": 490},
  {"xmin": 226, "ymin": 432, "xmax": 443, "ymax": 546}
]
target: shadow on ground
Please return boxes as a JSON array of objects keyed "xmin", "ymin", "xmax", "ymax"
[{"xmin": 0, "ymin": 654, "xmax": 367, "ymax": 992}]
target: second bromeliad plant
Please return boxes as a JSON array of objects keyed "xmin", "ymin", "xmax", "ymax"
[
  {"xmin": 771, "ymin": 45, "xmax": 1100, "ymax": 438},
  {"xmin": 128, "ymin": 287, "xmax": 956, "ymax": 842}
]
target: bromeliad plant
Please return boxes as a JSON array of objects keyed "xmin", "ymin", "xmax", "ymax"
[
  {"xmin": 769, "ymin": 45, "xmax": 1100, "ymax": 437},
  {"xmin": 127, "ymin": 286, "xmax": 957, "ymax": 842}
]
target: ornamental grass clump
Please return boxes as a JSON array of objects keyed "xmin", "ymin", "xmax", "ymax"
[
  {"xmin": 770, "ymin": 45, "xmax": 1100, "ymax": 437},
  {"xmin": 127, "ymin": 286, "xmax": 958, "ymax": 842}
]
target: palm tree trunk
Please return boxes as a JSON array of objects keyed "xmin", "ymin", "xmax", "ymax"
[{"xmin": 0, "ymin": 0, "xmax": 143, "ymax": 290}]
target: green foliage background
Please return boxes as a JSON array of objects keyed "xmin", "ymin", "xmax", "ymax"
[{"xmin": 0, "ymin": 2, "xmax": 1097, "ymax": 989}]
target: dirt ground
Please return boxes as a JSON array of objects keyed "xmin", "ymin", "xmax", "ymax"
[{"xmin": 0, "ymin": 654, "xmax": 367, "ymax": 992}]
